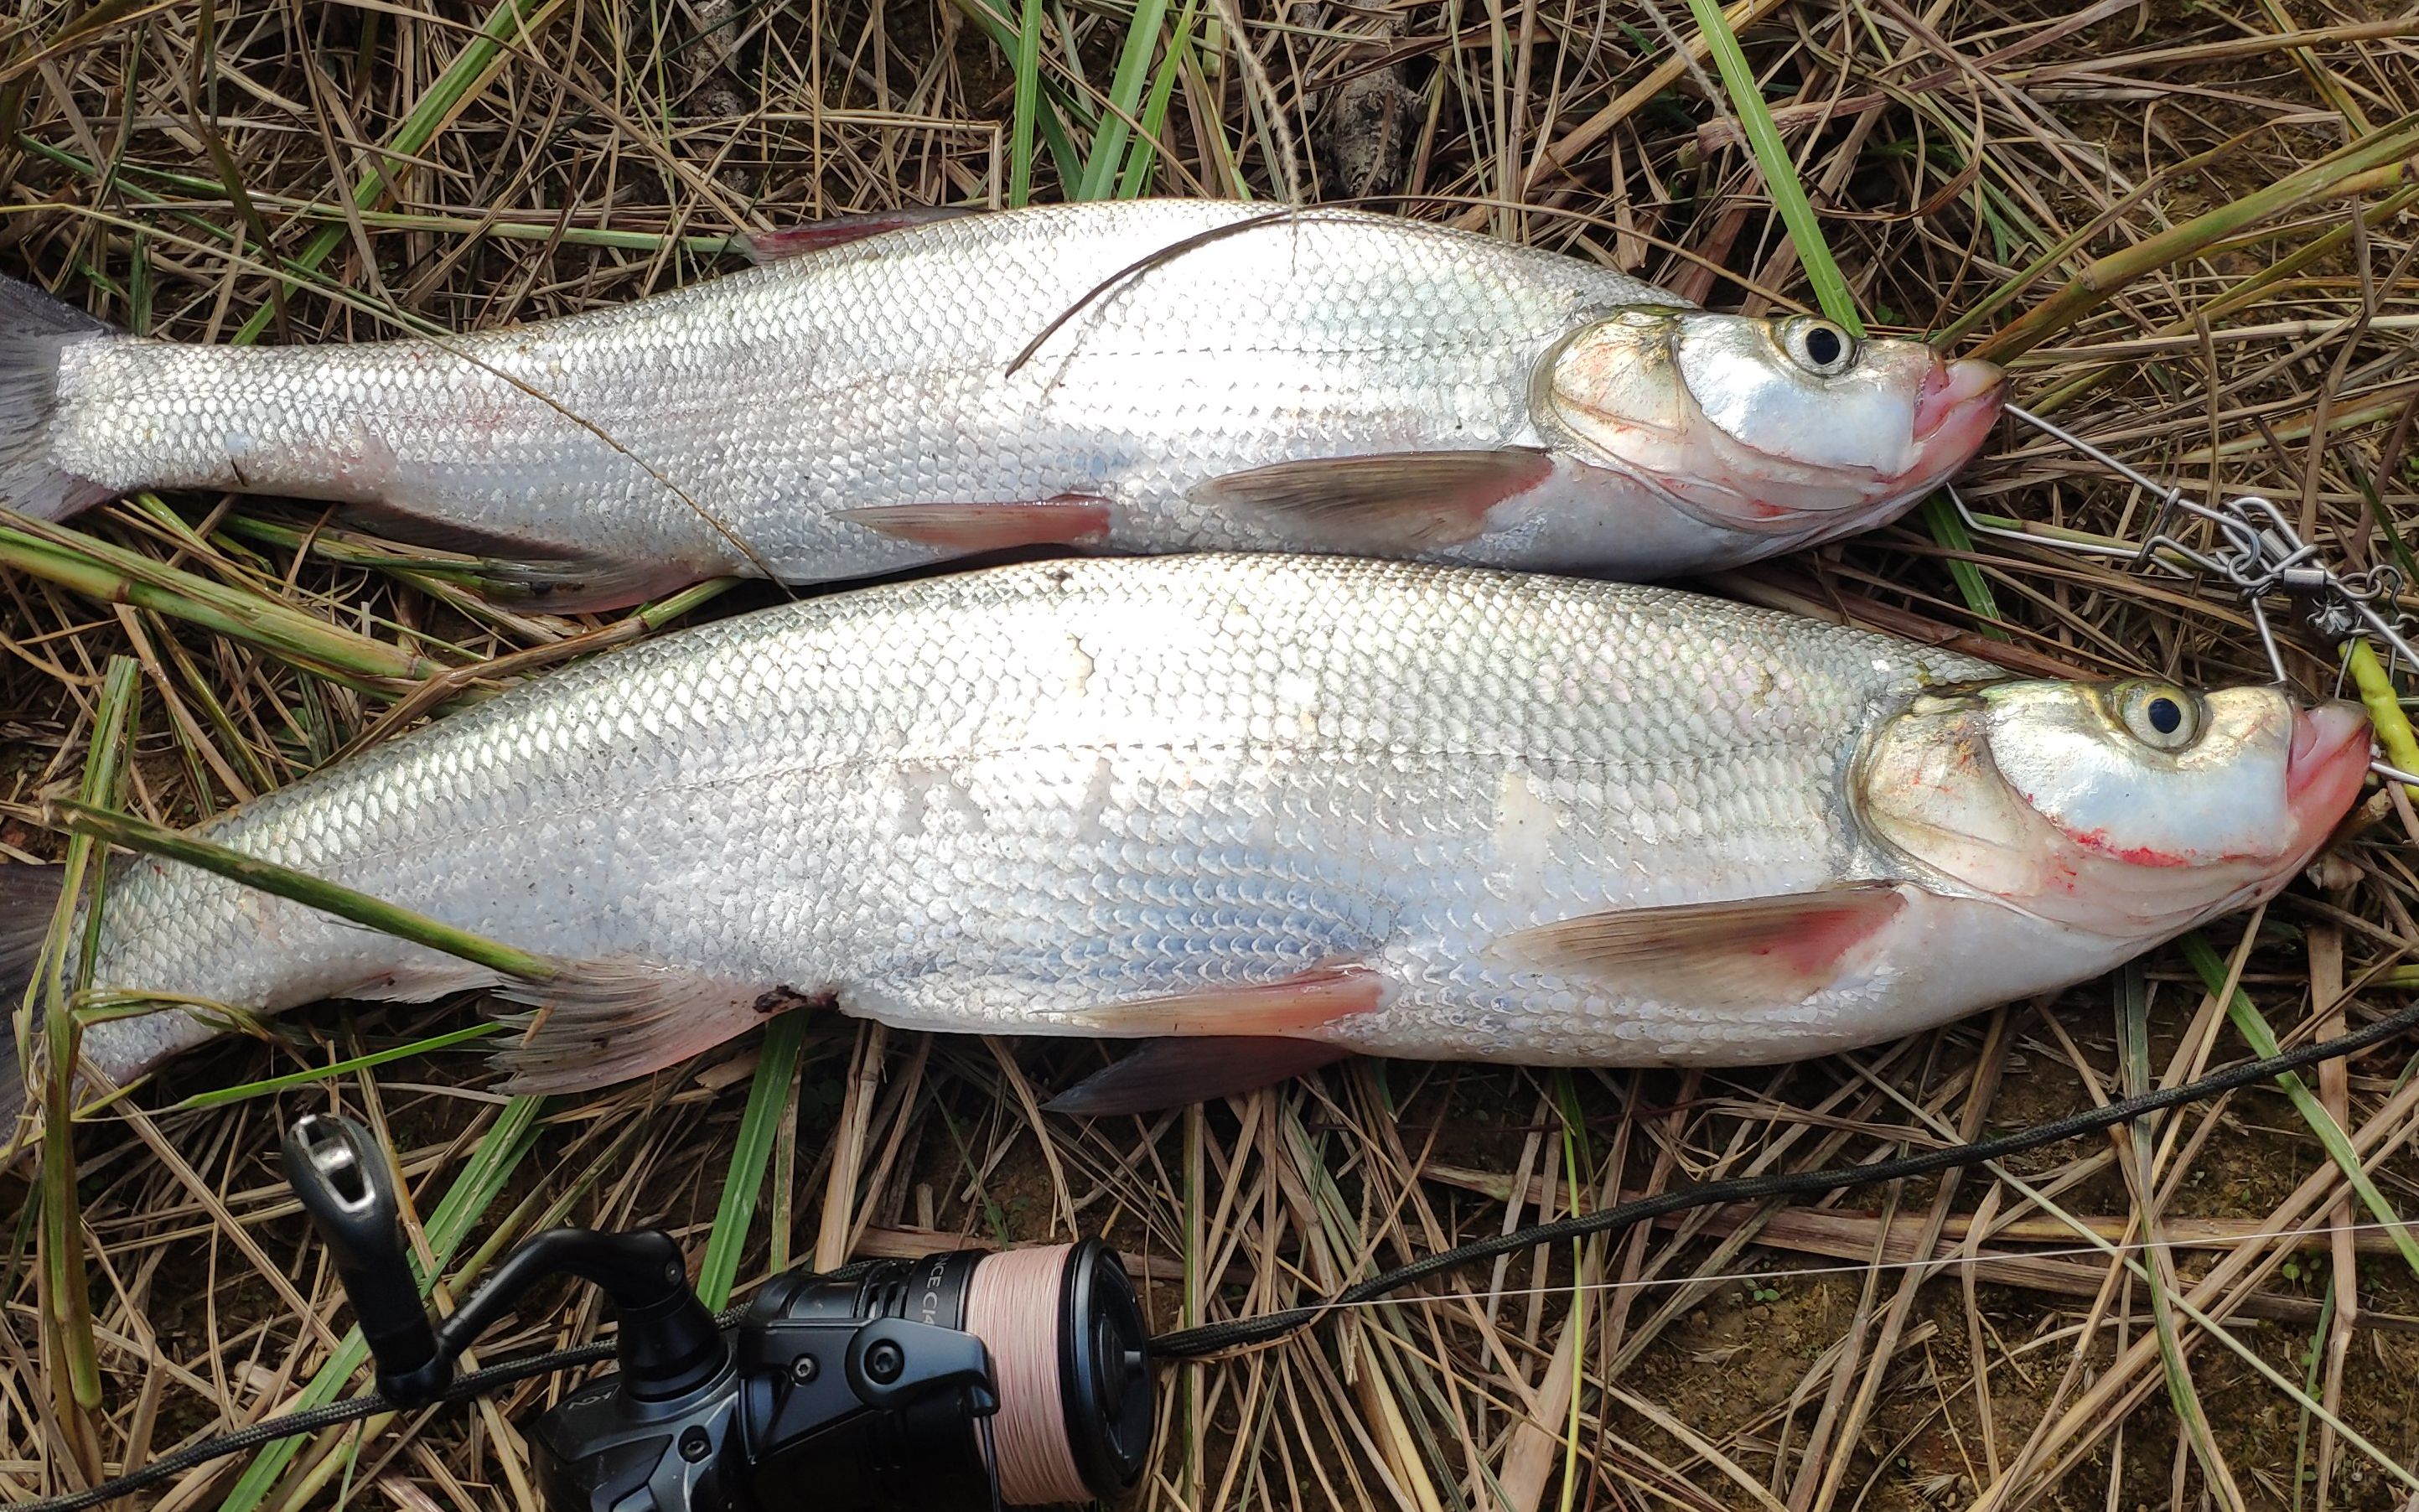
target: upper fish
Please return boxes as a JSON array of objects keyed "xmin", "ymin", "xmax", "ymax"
[
  {"xmin": 0, "ymin": 554, "xmax": 2365, "ymax": 1117},
  {"xmin": 1, "ymin": 201, "xmax": 2005, "ymax": 608}
]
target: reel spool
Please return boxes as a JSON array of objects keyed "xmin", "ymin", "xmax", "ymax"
[{"xmin": 738, "ymin": 1241, "xmax": 1152, "ymax": 1506}]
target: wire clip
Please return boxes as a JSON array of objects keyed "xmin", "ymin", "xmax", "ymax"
[{"xmin": 1950, "ymin": 403, "xmax": 2417, "ymax": 785}]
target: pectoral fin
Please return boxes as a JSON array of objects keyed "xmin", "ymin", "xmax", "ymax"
[
  {"xmin": 1500, "ymin": 883, "xmax": 1912, "ymax": 1007},
  {"xmin": 488, "ymin": 960, "xmax": 819, "ymax": 1093},
  {"xmin": 1045, "ymin": 1038, "xmax": 1355, "ymax": 1116},
  {"xmin": 1194, "ymin": 448, "xmax": 1554, "ymax": 551},
  {"xmin": 837, "ymin": 498, "xmax": 1112, "ymax": 552},
  {"xmin": 737, "ymin": 207, "xmax": 979, "ymax": 262}
]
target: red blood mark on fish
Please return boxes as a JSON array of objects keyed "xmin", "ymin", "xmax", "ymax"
[{"xmin": 2059, "ymin": 826, "xmax": 2189, "ymax": 867}]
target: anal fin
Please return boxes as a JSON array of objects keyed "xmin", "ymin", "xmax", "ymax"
[
  {"xmin": 468, "ymin": 555, "xmax": 719, "ymax": 614},
  {"xmin": 837, "ymin": 497, "xmax": 1112, "ymax": 553},
  {"xmin": 1045, "ymin": 1038, "xmax": 1353, "ymax": 1116},
  {"xmin": 321, "ymin": 504, "xmax": 712, "ymax": 613},
  {"xmin": 1500, "ymin": 883, "xmax": 1913, "ymax": 1007},
  {"xmin": 489, "ymin": 959, "xmax": 818, "ymax": 1093},
  {"xmin": 1194, "ymin": 448, "xmax": 1554, "ymax": 551},
  {"xmin": 1035, "ymin": 966, "xmax": 1381, "ymax": 1114}
]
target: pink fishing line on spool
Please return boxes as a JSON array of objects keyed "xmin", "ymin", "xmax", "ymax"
[{"xmin": 964, "ymin": 1244, "xmax": 1090, "ymax": 1504}]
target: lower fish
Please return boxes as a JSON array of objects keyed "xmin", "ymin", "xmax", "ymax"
[
  {"xmin": 0, "ymin": 556, "xmax": 2366, "ymax": 1116},
  {"xmin": 1, "ymin": 202, "xmax": 2003, "ymax": 607}
]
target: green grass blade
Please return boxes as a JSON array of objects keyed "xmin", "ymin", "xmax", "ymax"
[
  {"xmin": 217, "ymin": 1095, "xmax": 548, "ymax": 1512},
  {"xmin": 1117, "ymin": 0, "xmax": 1199, "ymax": 197},
  {"xmin": 2291, "ymin": 1282, "xmax": 2339, "ymax": 1512},
  {"xmin": 2117, "ymin": 963, "xmax": 2241, "ymax": 1509},
  {"xmin": 1684, "ymin": 0, "xmax": 2002, "ymax": 629},
  {"xmin": 2178, "ymin": 933, "xmax": 2419, "ymax": 1279},
  {"xmin": 1683, "ymin": 0, "xmax": 1857, "ymax": 334},
  {"xmin": 1008, "ymin": 0, "xmax": 1046, "ymax": 206},
  {"xmin": 34, "ymin": 657, "xmax": 141, "ymax": 1427},
  {"xmin": 1974, "ymin": 112, "xmax": 2419, "ymax": 365},
  {"xmin": 2347, "ymin": 641, "xmax": 2418, "ymax": 799},
  {"xmin": 0, "ymin": 510, "xmax": 452, "ymax": 686},
  {"xmin": 697, "ymin": 1014, "xmax": 807, "ymax": 1308},
  {"xmin": 1077, "ymin": 0, "xmax": 1173, "ymax": 201},
  {"xmin": 172, "ymin": 1022, "xmax": 505, "ymax": 1111},
  {"xmin": 946, "ymin": 0, "xmax": 1085, "ymax": 184},
  {"xmin": 51, "ymin": 800, "xmax": 558, "ymax": 983},
  {"xmin": 1919, "ymin": 495, "xmax": 2009, "ymax": 641}
]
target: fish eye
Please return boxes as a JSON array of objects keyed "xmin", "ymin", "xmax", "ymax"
[
  {"xmin": 1780, "ymin": 318, "xmax": 1857, "ymax": 376},
  {"xmin": 2112, "ymin": 680, "xmax": 2202, "ymax": 751}
]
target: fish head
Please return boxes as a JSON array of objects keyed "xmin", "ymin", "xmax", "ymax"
[
  {"xmin": 1856, "ymin": 678, "xmax": 2370, "ymax": 938},
  {"xmin": 1535, "ymin": 307, "xmax": 2004, "ymax": 544}
]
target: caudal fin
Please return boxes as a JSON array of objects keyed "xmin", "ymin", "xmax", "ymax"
[
  {"xmin": 0, "ymin": 276, "xmax": 113, "ymax": 520},
  {"xmin": 0, "ymin": 864, "xmax": 66, "ymax": 1135}
]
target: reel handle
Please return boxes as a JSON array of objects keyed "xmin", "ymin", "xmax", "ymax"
[{"xmin": 281, "ymin": 1113, "xmax": 448, "ymax": 1405}]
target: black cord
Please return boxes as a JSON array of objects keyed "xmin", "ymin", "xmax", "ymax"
[
  {"xmin": 6, "ymin": 1312, "xmax": 744, "ymax": 1512},
  {"xmin": 1153, "ymin": 995, "xmax": 2419, "ymax": 1356},
  {"xmin": 13, "ymin": 1002, "xmax": 2416, "ymax": 1507}
]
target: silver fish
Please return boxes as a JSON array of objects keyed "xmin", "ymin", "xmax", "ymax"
[
  {"xmin": 2, "ymin": 555, "xmax": 2365, "ymax": 1116},
  {"xmin": 0, "ymin": 203, "xmax": 2005, "ymax": 608}
]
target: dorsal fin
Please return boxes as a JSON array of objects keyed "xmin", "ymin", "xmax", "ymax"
[{"xmin": 736, "ymin": 207, "xmax": 980, "ymax": 263}]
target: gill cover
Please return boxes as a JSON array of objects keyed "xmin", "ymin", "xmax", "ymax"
[
  {"xmin": 1532, "ymin": 307, "xmax": 2002, "ymax": 536},
  {"xmin": 1855, "ymin": 679, "xmax": 2331, "ymax": 936}
]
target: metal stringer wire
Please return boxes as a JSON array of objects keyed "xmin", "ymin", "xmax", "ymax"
[{"xmin": 1949, "ymin": 403, "xmax": 2419, "ymax": 786}]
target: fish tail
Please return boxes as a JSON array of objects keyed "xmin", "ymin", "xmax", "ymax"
[
  {"xmin": 0, "ymin": 865, "xmax": 66, "ymax": 1132},
  {"xmin": 0, "ymin": 275, "xmax": 114, "ymax": 520}
]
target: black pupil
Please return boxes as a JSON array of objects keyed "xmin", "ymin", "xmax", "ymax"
[
  {"xmin": 2147, "ymin": 697, "xmax": 2183, "ymax": 734},
  {"xmin": 1805, "ymin": 327, "xmax": 1842, "ymax": 365}
]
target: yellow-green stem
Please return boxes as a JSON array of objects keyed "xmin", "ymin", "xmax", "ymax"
[{"xmin": 2348, "ymin": 641, "xmax": 2418, "ymax": 798}]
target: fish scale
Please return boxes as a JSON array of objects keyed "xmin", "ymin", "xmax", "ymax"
[{"xmin": 66, "ymin": 553, "xmax": 2054, "ymax": 1099}]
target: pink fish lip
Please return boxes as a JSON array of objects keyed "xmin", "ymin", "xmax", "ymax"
[
  {"xmin": 2287, "ymin": 700, "xmax": 2372, "ymax": 836},
  {"xmin": 1901, "ymin": 356, "xmax": 2007, "ymax": 472}
]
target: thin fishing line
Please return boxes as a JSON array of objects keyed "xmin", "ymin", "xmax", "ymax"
[
  {"xmin": 13, "ymin": 1003, "xmax": 2416, "ymax": 1508},
  {"xmin": 1283, "ymin": 1219, "xmax": 2413, "ymax": 1311},
  {"xmin": 1150, "ymin": 992, "xmax": 2419, "ymax": 1357}
]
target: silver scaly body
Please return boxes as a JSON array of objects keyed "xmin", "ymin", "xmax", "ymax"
[
  {"xmin": 75, "ymin": 555, "xmax": 2162, "ymax": 1097},
  {"xmin": 29, "ymin": 204, "xmax": 1774, "ymax": 591}
]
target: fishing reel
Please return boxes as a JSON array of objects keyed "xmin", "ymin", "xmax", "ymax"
[{"xmin": 280, "ymin": 1115, "xmax": 1153, "ymax": 1511}]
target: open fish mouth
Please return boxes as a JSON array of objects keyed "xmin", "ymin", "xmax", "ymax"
[
  {"xmin": 2287, "ymin": 700, "xmax": 2372, "ymax": 841},
  {"xmin": 1898, "ymin": 357, "xmax": 2007, "ymax": 483}
]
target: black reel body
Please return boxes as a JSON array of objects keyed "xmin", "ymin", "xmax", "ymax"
[
  {"xmin": 23, "ymin": 1002, "xmax": 2419, "ymax": 1512},
  {"xmin": 734, "ymin": 1252, "xmax": 1006, "ymax": 1509},
  {"xmin": 279, "ymin": 1115, "xmax": 1152, "ymax": 1512}
]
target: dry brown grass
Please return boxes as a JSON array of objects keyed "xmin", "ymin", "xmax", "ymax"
[{"xmin": 4, "ymin": 1, "xmax": 2419, "ymax": 1509}]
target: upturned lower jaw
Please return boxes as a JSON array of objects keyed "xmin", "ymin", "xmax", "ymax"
[
  {"xmin": 2286, "ymin": 702, "xmax": 2372, "ymax": 837},
  {"xmin": 1902, "ymin": 359, "xmax": 2008, "ymax": 479}
]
